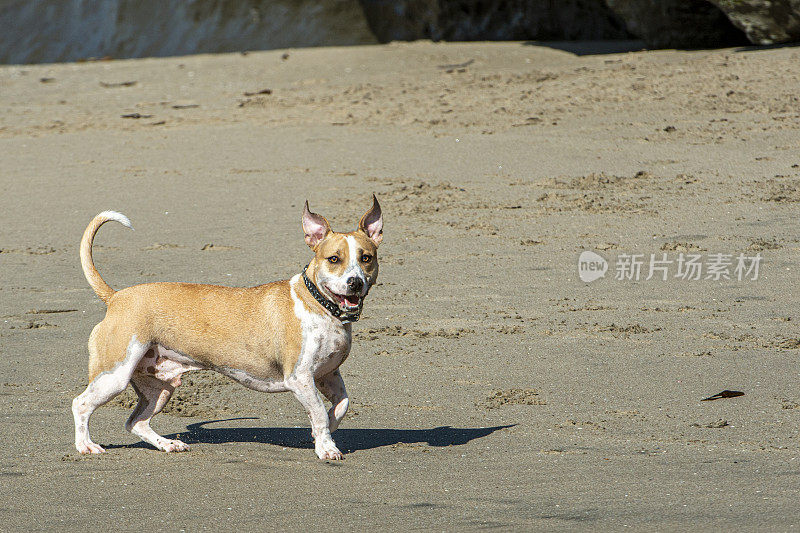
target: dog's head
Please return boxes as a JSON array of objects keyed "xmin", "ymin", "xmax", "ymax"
[{"xmin": 302, "ymin": 195, "xmax": 382, "ymax": 314}]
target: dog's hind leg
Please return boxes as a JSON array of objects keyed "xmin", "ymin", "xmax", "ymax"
[
  {"xmin": 125, "ymin": 374, "xmax": 189, "ymax": 452},
  {"xmin": 72, "ymin": 335, "xmax": 149, "ymax": 454}
]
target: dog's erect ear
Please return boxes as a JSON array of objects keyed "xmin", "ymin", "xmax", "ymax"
[
  {"xmin": 358, "ymin": 194, "xmax": 383, "ymax": 247},
  {"xmin": 302, "ymin": 201, "xmax": 331, "ymax": 249}
]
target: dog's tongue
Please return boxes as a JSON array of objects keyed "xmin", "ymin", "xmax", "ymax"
[{"xmin": 343, "ymin": 294, "xmax": 360, "ymax": 307}]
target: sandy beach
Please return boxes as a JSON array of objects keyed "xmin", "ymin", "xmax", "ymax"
[{"xmin": 1, "ymin": 41, "xmax": 800, "ymax": 530}]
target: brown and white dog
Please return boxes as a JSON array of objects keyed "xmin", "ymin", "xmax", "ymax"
[{"xmin": 72, "ymin": 197, "xmax": 382, "ymax": 460}]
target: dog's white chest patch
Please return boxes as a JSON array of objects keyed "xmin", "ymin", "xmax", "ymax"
[
  {"xmin": 304, "ymin": 314, "xmax": 351, "ymax": 376},
  {"xmin": 290, "ymin": 275, "xmax": 352, "ymax": 377}
]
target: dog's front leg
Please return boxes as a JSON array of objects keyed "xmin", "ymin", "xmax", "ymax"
[
  {"xmin": 316, "ymin": 369, "xmax": 349, "ymax": 433},
  {"xmin": 286, "ymin": 374, "xmax": 343, "ymax": 460}
]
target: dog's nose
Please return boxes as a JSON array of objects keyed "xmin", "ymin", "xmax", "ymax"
[{"xmin": 346, "ymin": 277, "xmax": 364, "ymax": 292}]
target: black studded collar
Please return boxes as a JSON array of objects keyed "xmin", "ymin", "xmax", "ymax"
[{"xmin": 301, "ymin": 265, "xmax": 363, "ymax": 323}]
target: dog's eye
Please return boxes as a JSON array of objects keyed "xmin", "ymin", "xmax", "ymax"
[
  {"xmin": 327, "ymin": 256, "xmax": 339, "ymax": 264},
  {"xmin": 361, "ymin": 254, "xmax": 372, "ymax": 263}
]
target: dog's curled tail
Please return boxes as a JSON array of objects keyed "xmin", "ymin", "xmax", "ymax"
[{"xmin": 80, "ymin": 211, "xmax": 133, "ymax": 304}]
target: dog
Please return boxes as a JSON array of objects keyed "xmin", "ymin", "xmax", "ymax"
[{"xmin": 72, "ymin": 197, "xmax": 382, "ymax": 460}]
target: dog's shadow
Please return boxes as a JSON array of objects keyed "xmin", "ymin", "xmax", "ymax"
[{"xmin": 108, "ymin": 418, "xmax": 514, "ymax": 453}]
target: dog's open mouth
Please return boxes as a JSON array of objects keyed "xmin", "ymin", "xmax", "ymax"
[{"xmin": 329, "ymin": 291, "xmax": 361, "ymax": 310}]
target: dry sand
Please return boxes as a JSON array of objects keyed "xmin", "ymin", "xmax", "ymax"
[{"xmin": 1, "ymin": 41, "xmax": 800, "ymax": 530}]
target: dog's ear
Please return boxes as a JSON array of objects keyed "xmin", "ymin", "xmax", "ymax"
[
  {"xmin": 358, "ymin": 194, "xmax": 383, "ymax": 247},
  {"xmin": 302, "ymin": 201, "xmax": 331, "ymax": 249}
]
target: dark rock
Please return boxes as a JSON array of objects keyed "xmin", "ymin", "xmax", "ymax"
[
  {"xmin": 0, "ymin": 0, "xmax": 376, "ymax": 65},
  {"xmin": 604, "ymin": 0, "xmax": 748, "ymax": 48},
  {"xmin": 710, "ymin": 0, "xmax": 800, "ymax": 45},
  {"xmin": 359, "ymin": 0, "xmax": 632, "ymax": 42},
  {"xmin": 3, "ymin": 0, "xmax": 793, "ymax": 65}
]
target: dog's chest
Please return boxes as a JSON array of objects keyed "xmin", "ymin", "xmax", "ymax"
[
  {"xmin": 290, "ymin": 275, "xmax": 353, "ymax": 376},
  {"xmin": 299, "ymin": 312, "xmax": 352, "ymax": 376}
]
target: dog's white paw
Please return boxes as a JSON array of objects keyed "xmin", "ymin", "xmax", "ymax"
[
  {"xmin": 315, "ymin": 439, "xmax": 343, "ymax": 460},
  {"xmin": 158, "ymin": 439, "xmax": 190, "ymax": 453},
  {"xmin": 76, "ymin": 440, "xmax": 106, "ymax": 455},
  {"xmin": 319, "ymin": 448, "xmax": 344, "ymax": 461}
]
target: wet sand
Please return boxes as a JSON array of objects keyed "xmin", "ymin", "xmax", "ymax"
[{"xmin": 1, "ymin": 41, "xmax": 799, "ymax": 530}]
